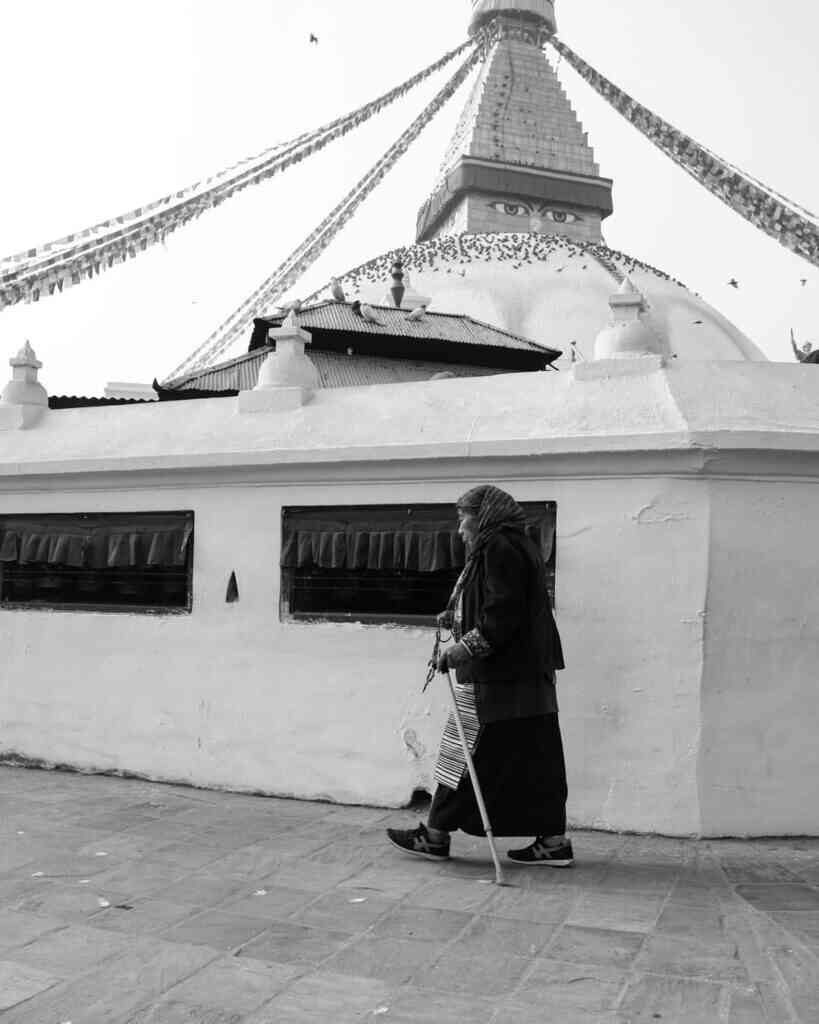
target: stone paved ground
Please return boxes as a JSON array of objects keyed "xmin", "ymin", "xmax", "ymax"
[{"xmin": 0, "ymin": 767, "xmax": 818, "ymax": 1023}]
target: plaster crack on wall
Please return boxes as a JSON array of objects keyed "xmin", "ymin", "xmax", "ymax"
[
  {"xmin": 401, "ymin": 727, "xmax": 426, "ymax": 762},
  {"xmin": 633, "ymin": 503, "xmax": 692, "ymax": 525}
]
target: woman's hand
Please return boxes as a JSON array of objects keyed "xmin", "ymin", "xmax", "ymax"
[
  {"xmin": 437, "ymin": 643, "xmax": 471, "ymax": 673},
  {"xmin": 436, "ymin": 610, "xmax": 454, "ymax": 630}
]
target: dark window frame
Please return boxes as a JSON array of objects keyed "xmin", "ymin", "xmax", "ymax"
[
  {"xmin": 280, "ymin": 501, "xmax": 556, "ymax": 627},
  {"xmin": 0, "ymin": 511, "xmax": 194, "ymax": 615}
]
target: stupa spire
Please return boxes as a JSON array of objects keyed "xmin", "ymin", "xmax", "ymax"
[
  {"xmin": 416, "ymin": 1, "xmax": 612, "ymax": 243},
  {"xmin": 469, "ymin": 0, "xmax": 557, "ymax": 36}
]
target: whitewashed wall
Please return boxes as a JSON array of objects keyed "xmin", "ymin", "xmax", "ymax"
[
  {"xmin": 1, "ymin": 364, "xmax": 818, "ymax": 836},
  {"xmin": 0, "ymin": 470, "xmax": 711, "ymax": 836}
]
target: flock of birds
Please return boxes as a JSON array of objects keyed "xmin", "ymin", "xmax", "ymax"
[
  {"xmin": 281, "ymin": 231, "xmax": 813, "ymax": 347},
  {"xmin": 327, "ymin": 232, "xmax": 688, "ymax": 301}
]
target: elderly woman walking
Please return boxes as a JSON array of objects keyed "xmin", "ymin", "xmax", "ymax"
[{"xmin": 387, "ymin": 484, "xmax": 572, "ymax": 866}]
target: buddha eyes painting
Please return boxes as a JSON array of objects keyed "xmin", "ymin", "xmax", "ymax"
[{"xmin": 488, "ymin": 200, "xmax": 582, "ymax": 224}]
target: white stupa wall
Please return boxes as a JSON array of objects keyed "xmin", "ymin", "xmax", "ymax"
[{"xmin": 0, "ymin": 363, "xmax": 817, "ymax": 836}]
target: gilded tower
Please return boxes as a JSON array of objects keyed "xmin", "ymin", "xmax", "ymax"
[{"xmin": 416, "ymin": 0, "xmax": 613, "ymax": 243}]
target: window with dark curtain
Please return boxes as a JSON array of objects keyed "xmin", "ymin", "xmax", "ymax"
[
  {"xmin": 281, "ymin": 502, "xmax": 556, "ymax": 625},
  {"xmin": 0, "ymin": 511, "xmax": 194, "ymax": 613}
]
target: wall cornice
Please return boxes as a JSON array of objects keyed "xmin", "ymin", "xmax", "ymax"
[{"xmin": 1, "ymin": 440, "xmax": 818, "ymax": 495}]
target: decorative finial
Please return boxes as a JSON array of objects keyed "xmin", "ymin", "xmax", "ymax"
[
  {"xmin": 468, "ymin": 0, "xmax": 557, "ymax": 38},
  {"xmin": 283, "ymin": 308, "xmax": 299, "ymax": 330},
  {"xmin": 11, "ymin": 340, "xmax": 42, "ymax": 369},
  {"xmin": 390, "ymin": 260, "xmax": 406, "ymax": 309},
  {"xmin": 1, "ymin": 338, "xmax": 48, "ymax": 426},
  {"xmin": 592, "ymin": 280, "xmax": 664, "ymax": 360}
]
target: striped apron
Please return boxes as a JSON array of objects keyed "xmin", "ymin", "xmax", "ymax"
[{"xmin": 433, "ymin": 591, "xmax": 482, "ymax": 789}]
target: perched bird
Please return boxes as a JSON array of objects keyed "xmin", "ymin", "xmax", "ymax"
[
  {"xmin": 359, "ymin": 303, "xmax": 381, "ymax": 324},
  {"xmin": 728, "ymin": 278, "xmax": 739, "ymax": 289},
  {"xmin": 351, "ymin": 299, "xmax": 362, "ymax": 315},
  {"xmin": 330, "ymin": 278, "xmax": 346, "ymax": 302},
  {"xmin": 405, "ymin": 305, "xmax": 427, "ymax": 322},
  {"xmin": 309, "ymin": 33, "xmax": 318, "ymax": 44}
]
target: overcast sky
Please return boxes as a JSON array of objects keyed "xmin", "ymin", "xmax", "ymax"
[{"xmin": 1, "ymin": 0, "xmax": 817, "ymax": 395}]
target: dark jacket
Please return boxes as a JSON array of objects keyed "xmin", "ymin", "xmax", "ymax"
[{"xmin": 455, "ymin": 527, "xmax": 565, "ymax": 724}]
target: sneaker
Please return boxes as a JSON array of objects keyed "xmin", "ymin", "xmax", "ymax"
[
  {"xmin": 507, "ymin": 837, "xmax": 574, "ymax": 867},
  {"xmin": 386, "ymin": 823, "xmax": 451, "ymax": 861}
]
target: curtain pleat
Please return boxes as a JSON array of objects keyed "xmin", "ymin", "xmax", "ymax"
[
  {"xmin": 281, "ymin": 508, "xmax": 554, "ymax": 574},
  {"xmin": 0, "ymin": 515, "xmax": 192, "ymax": 568}
]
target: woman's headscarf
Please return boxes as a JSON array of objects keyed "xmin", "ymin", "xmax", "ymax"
[
  {"xmin": 444, "ymin": 486, "xmax": 528, "ymax": 625},
  {"xmin": 456, "ymin": 484, "xmax": 528, "ymax": 561}
]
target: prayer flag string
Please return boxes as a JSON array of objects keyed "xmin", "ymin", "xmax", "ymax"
[
  {"xmin": 0, "ymin": 39, "xmax": 474, "ymax": 311},
  {"xmin": 548, "ymin": 36, "xmax": 819, "ymax": 269},
  {"xmin": 166, "ymin": 44, "xmax": 484, "ymax": 380}
]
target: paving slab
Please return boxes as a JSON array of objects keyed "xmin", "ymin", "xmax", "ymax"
[
  {"xmin": 154, "ymin": 954, "xmax": 298, "ymax": 1014},
  {"xmin": 616, "ymin": 973, "xmax": 725, "ymax": 1021},
  {"xmin": 545, "ymin": 924, "xmax": 645, "ymax": 968},
  {"xmin": 7, "ymin": 922, "xmax": 132, "ymax": 977},
  {"xmin": 0, "ymin": 960, "xmax": 61, "ymax": 1011},
  {"xmin": 412, "ymin": 949, "xmax": 532, "ymax": 997},
  {"xmin": 237, "ymin": 920, "xmax": 353, "ymax": 965},
  {"xmin": 322, "ymin": 934, "xmax": 440, "ymax": 985},
  {"xmin": 510, "ymin": 959, "xmax": 627, "ymax": 1011},
  {"xmin": 1, "ymin": 765, "xmax": 819, "ymax": 1023},
  {"xmin": 0, "ymin": 908, "xmax": 65, "ymax": 952},
  {"xmin": 243, "ymin": 969, "xmax": 392, "ymax": 1023}
]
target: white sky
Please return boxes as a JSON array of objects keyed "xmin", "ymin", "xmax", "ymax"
[{"xmin": 1, "ymin": 0, "xmax": 817, "ymax": 395}]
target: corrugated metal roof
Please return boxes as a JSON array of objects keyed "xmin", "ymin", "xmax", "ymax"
[
  {"xmin": 261, "ymin": 301, "xmax": 555, "ymax": 355},
  {"xmin": 173, "ymin": 349, "xmax": 507, "ymax": 393}
]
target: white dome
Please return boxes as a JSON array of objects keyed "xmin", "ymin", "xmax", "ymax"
[{"xmin": 322, "ymin": 233, "xmax": 766, "ymax": 366}]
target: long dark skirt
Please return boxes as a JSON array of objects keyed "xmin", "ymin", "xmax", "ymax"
[{"xmin": 427, "ymin": 713, "xmax": 567, "ymax": 838}]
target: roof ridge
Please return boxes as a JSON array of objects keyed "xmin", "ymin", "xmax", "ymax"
[{"xmin": 265, "ymin": 299, "xmax": 556, "ymax": 352}]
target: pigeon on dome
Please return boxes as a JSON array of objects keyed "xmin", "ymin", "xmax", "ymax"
[{"xmin": 359, "ymin": 303, "xmax": 382, "ymax": 324}]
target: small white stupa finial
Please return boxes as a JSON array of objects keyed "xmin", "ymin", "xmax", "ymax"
[
  {"xmin": 238, "ymin": 310, "xmax": 319, "ymax": 413},
  {"xmin": 0, "ymin": 339, "xmax": 48, "ymax": 428},
  {"xmin": 13, "ymin": 340, "xmax": 42, "ymax": 369},
  {"xmin": 592, "ymin": 278, "xmax": 665, "ymax": 360}
]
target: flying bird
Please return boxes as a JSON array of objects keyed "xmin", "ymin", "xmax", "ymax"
[
  {"xmin": 692, "ymin": 320, "xmax": 703, "ymax": 325},
  {"xmin": 728, "ymin": 278, "xmax": 739, "ymax": 289},
  {"xmin": 330, "ymin": 278, "xmax": 346, "ymax": 302},
  {"xmin": 405, "ymin": 305, "xmax": 427, "ymax": 322},
  {"xmin": 359, "ymin": 303, "xmax": 381, "ymax": 324},
  {"xmin": 800, "ymin": 278, "xmax": 808, "ymax": 287},
  {"xmin": 309, "ymin": 33, "xmax": 319, "ymax": 44}
]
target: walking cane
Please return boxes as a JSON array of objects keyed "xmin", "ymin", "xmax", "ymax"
[
  {"xmin": 425, "ymin": 631, "xmax": 508, "ymax": 885},
  {"xmin": 444, "ymin": 670, "xmax": 507, "ymax": 886}
]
